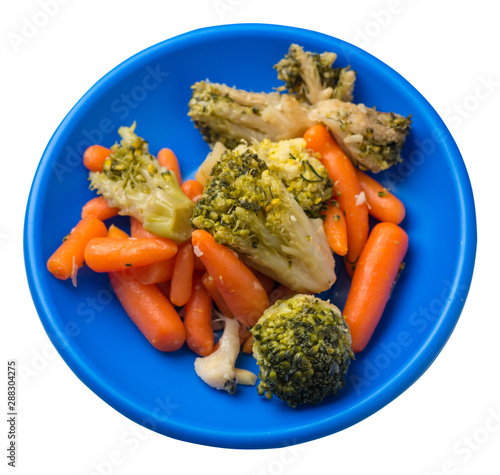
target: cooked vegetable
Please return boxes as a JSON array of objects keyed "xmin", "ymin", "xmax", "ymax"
[
  {"xmin": 304, "ymin": 124, "xmax": 369, "ymax": 275},
  {"xmin": 252, "ymin": 294, "xmax": 354, "ymax": 407},
  {"xmin": 191, "ymin": 148, "xmax": 336, "ymax": 293},
  {"xmin": 322, "ymin": 200, "xmax": 348, "ymax": 256},
  {"xmin": 343, "ymin": 222, "xmax": 408, "ymax": 353},
  {"xmin": 107, "ymin": 224, "xmax": 129, "ymax": 239},
  {"xmin": 356, "ymin": 169, "xmax": 406, "ymax": 224},
  {"xmin": 201, "ymin": 272, "xmax": 235, "ymax": 318},
  {"xmin": 47, "ymin": 216, "xmax": 107, "ymax": 281},
  {"xmin": 89, "ymin": 123, "xmax": 195, "ymax": 244},
  {"xmin": 170, "ymin": 242, "xmax": 195, "ymax": 307},
  {"xmin": 191, "ymin": 229, "xmax": 270, "ymax": 328},
  {"xmin": 128, "ymin": 217, "xmax": 176, "ymax": 285},
  {"xmin": 158, "ymin": 147, "xmax": 182, "ymax": 185},
  {"xmin": 84, "ymin": 236, "xmax": 177, "ymax": 273},
  {"xmin": 184, "ymin": 272, "xmax": 214, "ymax": 357},
  {"xmin": 309, "ymin": 99, "xmax": 411, "ymax": 173},
  {"xmin": 236, "ymin": 138, "xmax": 333, "ymax": 218},
  {"xmin": 274, "ymin": 43, "xmax": 356, "ymax": 103},
  {"xmin": 81, "ymin": 196, "xmax": 119, "ymax": 221},
  {"xmin": 109, "ymin": 271, "xmax": 185, "ymax": 352},
  {"xmin": 181, "ymin": 179, "xmax": 204, "ymax": 202},
  {"xmin": 194, "ymin": 316, "xmax": 257, "ymax": 393},
  {"xmin": 188, "ymin": 45, "xmax": 411, "ymax": 174},
  {"xmin": 83, "ymin": 145, "xmax": 112, "ymax": 172},
  {"xmin": 188, "ymin": 81, "xmax": 315, "ymax": 149}
]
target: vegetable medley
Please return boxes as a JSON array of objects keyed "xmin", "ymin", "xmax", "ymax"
[{"xmin": 47, "ymin": 44, "xmax": 410, "ymax": 408}]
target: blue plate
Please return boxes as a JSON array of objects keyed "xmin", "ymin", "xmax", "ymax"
[{"xmin": 24, "ymin": 24, "xmax": 476, "ymax": 449}]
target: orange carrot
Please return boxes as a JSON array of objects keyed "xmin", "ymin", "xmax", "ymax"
[
  {"xmin": 356, "ymin": 169, "xmax": 406, "ymax": 225},
  {"xmin": 184, "ymin": 272, "xmax": 214, "ymax": 356},
  {"xmin": 131, "ymin": 258, "xmax": 175, "ymax": 285},
  {"xmin": 81, "ymin": 196, "xmax": 120, "ymax": 221},
  {"xmin": 130, "ymin": 217, "xmax": 156, "ymax": 238},
  {"xmin": 343, "ymin": 222, "xmax": 409, "ymax": 353},
  {"xmin": 201, "ymin": 272, "xmax": 235, "ymax": 318},
  {"xmin": 107, "ymin": 224, "xmax": 129, "ymax": 239},
  {"xmin": 169, "ymin": 242, "xmax": 195, "ymax": 306},
  {"xmin": 158, "ymin": 148, "xmax": 182, "ymax": 184},
  {"xmin": 322, "ymin": 201, "xmax": 348, "ymax": 256},
  {"xmin": 129, "ymin": 217, "xmax": 177, "ymax": 284},
  {"xmin": 304, "ymin": 124, "xmax": 369, "ymax": 275},
  {"xmin": 251, "ymin": 269, "xmax": 276, "ymax": 295},
  {"xmin": 109, "ymin": 271, "xmax": 185, "ymax": 351},
  {"xmin": 84, "ymin": 237, "xmax": 177, "ymax": 273},
  {"xmin": 191, "ymin": 230, "xmax": 270, "ymax": 328},
  {"xmin": 181, "ymin": 179, "xmax": 204, "ymax": 202},
  {"xmin": 269, "ymin": 285, "xmax": 298, "ymax": 305},
  {"xmin": 242, "ymin": 334, "xmax": 253, "ymax": 354},
  {"xmin": 193, "ymin": 254, "xmax": 206, "ymax": 272},
  {"xmin": 83, "ymin": 145, "xmax": 112, "ymax": 172},
  {"xmin": 47, "ymin": 216, "xmax": 107, "ymax": 280},
  {"xmin": 157, "ymin": 280, "xmax": 171, "ymax": 298}
]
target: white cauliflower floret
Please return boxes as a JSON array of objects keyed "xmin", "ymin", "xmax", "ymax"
[{"xmin": 194, "ymin": 316, "xmax": 257, "ymax": 394}]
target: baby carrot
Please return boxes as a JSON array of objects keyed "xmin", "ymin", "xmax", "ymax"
[
  {"xmin": 169, "ymin": 242, "xmax": 195, "ymax": 307},
  {"xmin": 201, "ymin": 272, "xmax": 235, "ymax": 318},
  {"xmin": 83, "ymin": 145, "xmax": 112, "ymax": 172},
  {"xmin": 343, "ymin": 222, "xmax": 409, "ymax": 353},
  {"xmin": 158, "ymin": 148, "xmax": 182, "ymax": 184},
  {"xmin": 304, "ymin": 124, "xmax": 369, "ymax": 275},
  {"xmin": 107, "ymin": 224, "xmax": 129, "ymax": 239},
  {"xmin": 184, "ymin": 272, "xmax": 214, "ymax": 356},
  {"xmin": 191, "ymin": 230, "xmax": 270, "ymax": 328},
  {"xmin": 242, "ymin": 334, "xmax": 254, "ymax": 354},
  {"xmin": 109, "ymin": 271, "xmax": 185, "ymax": 351},
  {"xmin": 356, "ymin": 169, "xmax": 406, "ymax": 225},
  {"xmin": 251, "ymin": 269, "xmax": 276, "ymax": 295},
  {"xmin": 47, "ymin": 216, "xmax": 107, "ymax": 280},
  {"xmin": 131, "ymin": 258, "xmax": 176, "ymax": 285},
  {"xmin": 322, "ymin": 200, "xmax": 348, "ymax": 256},
  {"xmin": 129, "ymin": 217, "xmax": 177, "ymax": 284},
  {"xmin": 130, "ymin": 217, "xmax": 156, "ymax": 238},
  {"xmin": 81, "ymin": 196, "xmax": 119, "ymax": 221},
  {"xmin": 84, "ymin": 237, "xmax": 177, "ymax": 273},
  {"xmin": 181, "ymin": 179, "xmax": 204, "ymax": 202}
]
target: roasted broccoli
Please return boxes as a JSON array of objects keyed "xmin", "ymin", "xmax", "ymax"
[
  {"xmin": 89, "ymin": 123, "xmax": 195, "ymax": 244},
  {"xmin": 190, "ymin": 148, "xmax": 336, "ymax": 294},
  {"xmin": 237, "ymin": 138, "xmax": 332, "ymax": 218},
  {"xmin": 187, "ymin": 81, "xmax": 315, "ymax": 149},
  {"xmin": 274, "ymin": 43, "xmax": 356, "ymax": 104},
  {"xmin": 310, "ymin": 99, "xmax": 412, "ymax": 172},
  {"xmin": 196, "ymin": 138, "xmax": 332, "ymax": 218},
  {"xmin": 187, "ymin": 44, "xmax": 411, "ymax": 173},
  {"xmin": 252, "ymin": 294, "xmax": 354, "ymax": 408}
]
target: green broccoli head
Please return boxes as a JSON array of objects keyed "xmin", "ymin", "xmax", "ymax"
[
  {"xmin": 252, "ymin": 294, "xmax": 354, "ymax": 408},
  {"xmin": 187, "ymin": 81, "xmax": 315, "ymax": 149},
  {"xmin": 89, "ymin": 123, "xmax": 195, "ymax": 244},
  {"xmin": 238, "ymin": 138, "xmax": 333, "ymax": 219},
  {"xmin": 190, "ymin": 148, "xmax": 336, "ymax": 294},
  {"xmin": 274, "ymin": 43, "xmax": 356, "ymax": 104}
]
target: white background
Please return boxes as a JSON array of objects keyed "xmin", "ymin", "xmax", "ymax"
[{"xmin": 2, "ymin": 1, "xmax": 499, "ymax": 474}]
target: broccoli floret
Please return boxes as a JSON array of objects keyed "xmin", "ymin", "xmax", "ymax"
[
  {"xmin": 236, "ymin": 138, "xmax": 333, "ymax": 219},
  {"xmin": 310, "ymin": 100, "xmax": 412, "ymax": 172},
  {"xmin": 187, "ymin": 82, "xmax": 410, "ymax": 174},
  {"xmin": 190, "ymin": 148, "xmax": 336, "ymax": 294},
  {"xmin": 252, "ymin": 294, "xmax": 354, "ymax": 408},
  {"xmin": 89, "ymin": 123, "xmax": 195, "ymax": 244},
  {"xmin": 274, "ymin": 43, "xmax": 356, "ymax": 104},
  {"xmin": 187, "ymin": 81, "xmax": 315, "ymax": 149}
]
